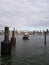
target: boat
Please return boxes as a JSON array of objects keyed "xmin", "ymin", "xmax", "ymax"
[{"xmin": 22, "ymin": 32, "xmax": 29, "ymax": 40}]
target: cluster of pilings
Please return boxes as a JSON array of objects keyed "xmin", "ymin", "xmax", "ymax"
[
  {"xmin": 1, "ymin": 27, "xmax": 47, "ymax": 55},
  {"xmin": 1, "ymin": 27, "xmax": 16, "ymax": 55}
]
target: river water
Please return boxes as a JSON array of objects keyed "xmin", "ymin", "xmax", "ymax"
[{"xmin": 0, "ymin": 34, "xmax": 49, "ymax": 65}]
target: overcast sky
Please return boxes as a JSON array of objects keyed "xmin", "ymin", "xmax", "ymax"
[{"xmin": 0, "ymin": 0, "xmax": 49, "ymax": 30}]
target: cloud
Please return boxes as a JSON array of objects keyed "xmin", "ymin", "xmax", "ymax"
[{"xmin": 0, "ymin": 0, "xmax": 49, "ymax": 30}]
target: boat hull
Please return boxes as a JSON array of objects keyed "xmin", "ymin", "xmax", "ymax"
[{"xmin": 22, "ymin": 37, "xmax": 29, "ymax": 40}]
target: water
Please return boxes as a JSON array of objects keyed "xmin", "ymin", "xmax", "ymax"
[{"xmin": 0, "ymin": 34, "xmax": 49, "ymax": 65}]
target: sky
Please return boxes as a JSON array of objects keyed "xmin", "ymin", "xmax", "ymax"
[{"xmin": 0, "ymin": 0, "xmax": 49, "ymax": 31}]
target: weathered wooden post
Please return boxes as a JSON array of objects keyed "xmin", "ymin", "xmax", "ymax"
[
  {"xmin": 11, "ymin": 28, "xmax": 16, "ymax": 46},
  {"xmin": 1, "ymin": 27, "xmax": 11, "ymax": 55},
  {"xmin": 44, "ymin": 31, "xmax": 46, "ymax": 45},
  {"xmin": 4, "ymin": 27, "xmax": 9, "ymax": 41}
]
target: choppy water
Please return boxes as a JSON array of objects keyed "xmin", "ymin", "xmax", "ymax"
[{"xmin": 0, "ymin": 34, "xmax": 49, "ymax": 65}]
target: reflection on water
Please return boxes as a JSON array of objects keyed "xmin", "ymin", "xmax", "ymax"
[
  {"xmin": 0, "ymin": 35, "xmax": 49, "ymax": 65},
  {"xmin": 1, "ymin": 55, "xmax": 11, "ymax": 65}
]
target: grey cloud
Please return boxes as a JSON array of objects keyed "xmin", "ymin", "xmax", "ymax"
[{"xmin": 0, "ymin": 0, "xmax": 49, "ymax": 30}]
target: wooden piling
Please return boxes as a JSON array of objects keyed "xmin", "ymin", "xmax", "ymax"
[
  {"xmin": 1, "ymin": 27, "xmax": 11, "ymax": 55},
  {"xmin": 11, "ymin": 29, "xmax": 16, "ymax": 46},
  {"xmin": 4, "ymin": 27, "xmax": 9, "ymax": 41},
  {"xmin": 44, "ymin": 32, "xmax": 46, "ymax": 45}
]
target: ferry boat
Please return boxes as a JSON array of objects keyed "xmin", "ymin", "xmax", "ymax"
[{"xmin": 22, "ymin": 32, "xmax": 29, "ymax": 40}]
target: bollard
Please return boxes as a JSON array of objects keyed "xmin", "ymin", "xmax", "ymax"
[
  {"xmin": 1, "ymin": 27, "xmax": 11, "ymax": 55},
  {"xmin": 11, "ymin": 29, "xmax": 16, "ymax": 46},
  {"xmin": 44, "ymin": 32, "xmax": 46, "ymax": 45}
]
